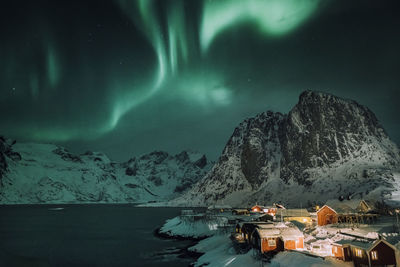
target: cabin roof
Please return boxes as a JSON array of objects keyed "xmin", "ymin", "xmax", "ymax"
[
  {"xmin": 324, "ymin": 199, "xmax": 370, "ymax": 214},
  {"xmin": 276, "ymin": 208, "xmax": 310, "ymax": 217},
  {"xmin": 253, "ymin": 223, "xmax": 303, "ymax": 240},
  {"xmin": 368, "ymin": 238, "xmax": 398, "ymax": 252},
  {"xmin": 255, "ymin": 228, "xmax": 281, "ymax": 237},
  {"xmin": 334, "ymin": 238, "xmax": 398, "ymax": 253},
  {"xmin": 280, "ymin": 227, "xmax": 304, "ymax": 241},
  {"xmin": 316, "ymin": 205, "xmax": 337, "ymax": 215},
  {"xmin": 342, "ymin": 240, "xmax": 373, "ymax": 250}
]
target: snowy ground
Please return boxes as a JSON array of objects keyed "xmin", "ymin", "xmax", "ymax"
[{"xmin": 159, "ymin": 213, "xmax": 400, "ymax": 266}]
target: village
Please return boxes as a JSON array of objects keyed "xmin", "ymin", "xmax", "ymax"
[{"xmin": 159, "ymin": 198, "xmax": 400, "ymax": 267}]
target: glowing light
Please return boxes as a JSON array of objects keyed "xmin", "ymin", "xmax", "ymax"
[
  {"xmin": 201, "ymin": 0, "xmax": 320, "ymax": 52},
  {"xmin": 170, "ymin": 72, "xmax": 233, "ymax": 108},
  {"xmin": 47, "ymin": 45, "xmax": 61, "ymax": 88},
  {"xmin": 29, "ymin": 73, "xmax": 39, "ymax": 99},
  {"xmin": 111, "ymin": 0, "xmax": 191, "ymax": 129}
]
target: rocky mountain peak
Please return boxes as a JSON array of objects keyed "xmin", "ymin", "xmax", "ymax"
[{"xmin": 174, "ymin": 90, "xmax": 400, "ymax": 207}]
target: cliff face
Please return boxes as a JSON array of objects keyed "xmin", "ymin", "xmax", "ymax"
[
  {"xmin": 279, "ymin": 91, "xmax": 397, "ymax": 185},
  {"xmin": 0, "ymin": 137, "xmax": 21, "ymax": 184},
  {"xmin": 174, "ymin": 91, "xmax": 400, "ymax": 207}
]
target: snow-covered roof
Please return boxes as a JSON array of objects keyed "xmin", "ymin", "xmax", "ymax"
[
  {"xmin": 257, "ymin": 223, "xmax": 278, "ymax": 229},
  {"xmin": 324, "ymin": 199, "xmax": 358, "ymax": 214},
  {"xmin": 276, "ymin": 208, "xmax": 310, "ymax": 217},
  {"xmin": 280, "ymin": 227, "xmax": 304, "ymax": 241},
  {"xmin": 334, "ymin": 238, "xmax": 398, "ymax": 253},
  {"xmin": 324, "ymin": 199, "xmax": 372, "ymax": 214},
  {"xmin": 256, "ymin": 228, "xmax": 281, "ymax": 237},
  {"xmin": 336, "ymin": 239, "xmax": 372, "ymax": 250},
  {"xmin": 252, "ymin": 222, "xmax": 303, "ymax": 240}
]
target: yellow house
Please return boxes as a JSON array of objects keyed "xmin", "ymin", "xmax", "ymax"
[{"xmin": 276, "ymin": 209, "xmax": 312, "ymax": 225}]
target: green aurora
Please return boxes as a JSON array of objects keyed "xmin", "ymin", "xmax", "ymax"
[{"xmin": 0, "ymin": 0, "xmax": 399, "ymax": 160}]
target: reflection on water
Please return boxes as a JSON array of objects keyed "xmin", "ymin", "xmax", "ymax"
[{"xmin": 0, "ymin": 205, "xmax": 194, "ymax": 267}]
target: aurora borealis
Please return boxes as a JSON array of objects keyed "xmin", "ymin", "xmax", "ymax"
[{"xmin": 1, "ymin": 0, "xmax": 399, "ymax": 160}]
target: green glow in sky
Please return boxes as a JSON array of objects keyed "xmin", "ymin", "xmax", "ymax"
[
  {"xmin": 46, "ymin": 45, "xmax": 61, "ymax": 88},
  {"xmin": 108, "ymin": 0, "xmax": 320, "ymax": 133},
  {"xmin": 15, "ymin": 0, "xmax": 321, "ymax": 141},
  {"xmin": 201, "ymin": 0, "xmax": 319, "ymax": 52},
  {"xmin": 111, "ymin": 0, "xmax": 191, "ymax": 130},
  {"xmin": 2, "ymin": 0, "xmax": 400, "ymax": 159}
]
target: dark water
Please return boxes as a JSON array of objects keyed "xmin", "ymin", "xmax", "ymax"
[{"xmin": 0, "ymin": 205, "xmax": 195, "ymax": 267}]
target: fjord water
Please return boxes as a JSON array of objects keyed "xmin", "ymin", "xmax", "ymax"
[{"xmin": 0, "ymin": 205, "xmax": 194, "ymax": 267}]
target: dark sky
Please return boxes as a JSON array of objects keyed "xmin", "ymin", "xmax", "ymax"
[{"xmin": 1, "ymin": 0, "xmax": 399, "ymax": 161}]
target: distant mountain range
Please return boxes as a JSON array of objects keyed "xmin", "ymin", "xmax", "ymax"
[
  {"xmin": 0, "ymin": 138, "xmax": 211, "ymax": 204},
  {"xmin": 172, "ymin": 90, "xmax": 400, "ymax": 207},
  {"xmin": 1, "ymin": 90, "xmax": 399, "ymax": 207}
]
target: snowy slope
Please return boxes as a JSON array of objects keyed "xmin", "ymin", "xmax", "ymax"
[
  {"xmin": 173, "ymin": 91, "xmax": 400, "ymax": 207},
  {"xmin": 0, "ymin": 139, "xmax": 211, "ymax": 204}
]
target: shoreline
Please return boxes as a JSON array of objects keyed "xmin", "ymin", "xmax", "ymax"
[{"xmin": 153, "ymin": 226, "xmax": 206, "ymax": 265}]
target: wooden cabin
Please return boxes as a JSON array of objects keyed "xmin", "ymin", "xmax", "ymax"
[
  {"xmin": 318, "ymin": 199, "xmax": 379, "ymax": 226},
  {"xmin": 248, "ymin": 222, "xmax": 304, "ymax": 254},
  {"xmin": 280, "ymin": 227, "xmax": 304, "ymax": 250},
  {"xmin": 325, "ymin": 199, "xmax": 374, "ymax": 214},
  {"xmin": 262, "ymin": 206, "xmax": 278, "ymax": 216},
  {"xmin": 251, "ymin": 227, "xmax": 283, "ymax": 253},
  {"xmin": 332, "ymin": 240, "xmax": 352, "ymax": 261},
  {"xmin": 350, "ymin": 240, "xmax": 372, "ymax": 267},
  {"xmin": 316, "ymin": 205, "xmax": 338, "ymax": 226},
  {"xmin": 333, "ymin": 238, "xmax": 398, "ymax": 266},
  {"xmin": 367, "ymin": 239, "xmax": 397, "ymax": 266},
  {"xmin": 276, "ymin": 209, "xmax": 312, "ymax": 225},
  {"xmin": 251, "ymin": 205, "xmax": 263, "ymax": 213}
]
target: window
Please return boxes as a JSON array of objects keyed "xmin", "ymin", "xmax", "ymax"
[
  {"xmin": 268, "ymin": 238, "xmax": 276, "ymax": 246},
  {"xmin": 371, "ymin": 250, "xmax": 378, "ymax": 260},
  {"xmin": 355, "ymin": 248, "xmax": 362, "ymax": 258},
  {"xmin": 333, "ymin": 246, "xmax": 338, "ymax": 253}
]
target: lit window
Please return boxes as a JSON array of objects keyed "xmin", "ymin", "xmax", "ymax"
[
  {"xmin": 268, "ymin": 238, "xmax": 276, "ymax": 246},
  {"xmin": 355, "ymin": 249, "xmax": 362, "ymax": 258},
  {"xmin": 371, "ymin": 251, "xmax": 378, "ymax": 260},
  {"xmin": 333, "ymin": 246, "xmax": 337, "ymax": 253}
]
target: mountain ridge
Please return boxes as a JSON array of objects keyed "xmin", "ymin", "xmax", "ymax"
[
  {"xmin": 0, "ymin": 139, "xmax": 211, "ymax": 204},
  {"xmin": 172, "ymin": 90, "xmax": 400, "ymax": 207}
]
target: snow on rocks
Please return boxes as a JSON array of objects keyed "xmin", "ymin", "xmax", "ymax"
[
  {"xmin": 0, "ymin": 141, "xmax": 212, "ymax": 204},
  {"xmin": 174, "ymin": 90, "xmax": 400, "ymax": 207},
  {"xmin": 159, "ymin": 214, "xmax": 228, "ymax": 239}
]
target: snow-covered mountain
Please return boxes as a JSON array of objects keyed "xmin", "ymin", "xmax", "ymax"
[
  {"xmin": 0, "ymin": 138, "xmax": 211, "ymax": 204},
  {"xmin": 173, "ymin": 91, "xmax": 400, "ymax": 207}
]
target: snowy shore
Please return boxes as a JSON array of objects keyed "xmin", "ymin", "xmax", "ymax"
[{"xmin": 156, "ymin": 213, "xmax": 357, "ymax": 267}]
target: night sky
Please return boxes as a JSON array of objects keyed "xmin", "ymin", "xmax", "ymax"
[{"xmin": 1, "ymin": 0, "xmax": 399, "ymax": 161}]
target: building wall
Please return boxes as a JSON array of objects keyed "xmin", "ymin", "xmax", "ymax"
[
  {"xmin": 297, "ymin": 237, "xmax": 304, "ymax": 249},
  {"xmin": 332, "ymin": 245, "xmax": 344, "ymax": 260},
  {"xmin": 351, "ymin": 247, "xmax": 369, "ymax": 267},
  {"xmin": 284, "ymin": 240, "xmax": 296, "ymax": 250},
  {"xmin": 261, "ymin": 237, "xmax": 282, "ymax": 253},
  {"xmin": 317, "ymin": 206, "xmax": 337, "ymax": 226},
  {"xmin": 369, "ymin": 241, "xmax": 396, "ymax": 266}
]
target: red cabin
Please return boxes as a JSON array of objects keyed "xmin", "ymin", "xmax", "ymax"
[
  {"xmin": 251, "ymin": 205, "xmax": 263, "ymax": 213},
  {"xmin": 316, "ymin": 205, "xmax": 338, "ymax": 226}
]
